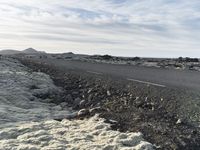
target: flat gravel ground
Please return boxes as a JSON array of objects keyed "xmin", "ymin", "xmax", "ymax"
[{"xmin": 18, "ymin": 58, "xmax": 200, "ymax": 150}]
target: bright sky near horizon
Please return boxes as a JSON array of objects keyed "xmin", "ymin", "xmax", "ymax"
[{"xmin": 0, "ymin": 0, "xmax": 200, "ymax": 57}]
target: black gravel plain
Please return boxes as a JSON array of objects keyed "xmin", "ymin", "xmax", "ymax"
[{"xmin": 18, "ymin": 58, "xmax": 200, "ymax": 150}]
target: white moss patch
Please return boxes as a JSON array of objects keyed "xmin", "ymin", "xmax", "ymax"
[
  {"xmin": 0, "ymin": 115, "xmax": 153, "ymax": 150},
  {"xmin": 0, "ymin": 58, "xmax": 74, "ymax": 127}
]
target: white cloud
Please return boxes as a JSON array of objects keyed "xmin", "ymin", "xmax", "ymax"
[{"xmin": 0, "ymin": 0, "xmax": 200, "ymax": 57}]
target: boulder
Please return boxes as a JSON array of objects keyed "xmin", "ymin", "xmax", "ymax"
[
  {"xmin": 74, "ymin": 97, "xmax": 82, "ymax": 106},
  {"xmin": 77, "ymin": 109, "xmax": 89, "ymax": 116},
  {"xmin": 79, "ymin": 100, "xmax": 86, "ymax": 107},
  {"xmin": 89, "ymin": 107, "xmax": 102, "ymax": 114}
]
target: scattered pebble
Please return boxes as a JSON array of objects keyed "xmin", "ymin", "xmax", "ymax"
[
  {"xmin": 176, "ymin": 119, "xmax": 182, "ymax": 124},
  {"xmin": 107, "ymin": 90, "xmax": 111, "ymax": 96}
]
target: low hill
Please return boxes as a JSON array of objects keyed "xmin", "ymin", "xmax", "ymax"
[
  {"xmin": 23, "ymin": 48, "xmax": 38, "ymax": 54},
  {"xmin": 0, "ymin": 48, "xmax": 45, "ymax": 55},
  {"xmin": 0, "ymin": 49, "xmax": 21, "ymax": 55}
]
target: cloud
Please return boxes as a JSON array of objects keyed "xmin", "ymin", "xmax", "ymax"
[{"xmin": 0, "ymin": 0, "xmax": 200, "ymax": 57}]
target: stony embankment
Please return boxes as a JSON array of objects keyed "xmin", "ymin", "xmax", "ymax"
[
  {"xmin": 86, "ymin": 56, "xmax": 200, "ymax": 72},
  {"xmin": 18, "ymin": 58, "xmax": 200, "ymax": 150},
  {"xmin": 0, "ymin": 57, "xmax": 153, "ymax": 150}
]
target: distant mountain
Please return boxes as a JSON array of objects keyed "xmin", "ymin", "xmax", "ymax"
[
  {"xmin": 23, "ymin": 48, "xmax": 38, "ymax": 54},
  {"xmin": 0, "ymin": 49, "xmax": 21, "ymax": 55},
  {"xmin": 0, "ymin": 48, "xmax": 45, "ymax": 55}
]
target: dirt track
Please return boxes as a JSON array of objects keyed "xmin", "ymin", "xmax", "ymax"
[{"xmin": 18, "ymin": 58, "xmax": 200, "ymax": 150}]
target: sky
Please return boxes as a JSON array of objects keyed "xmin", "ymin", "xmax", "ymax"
[{"xmin": 0, "ymin": 0, "xmax": 200, "ymax": 57}]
